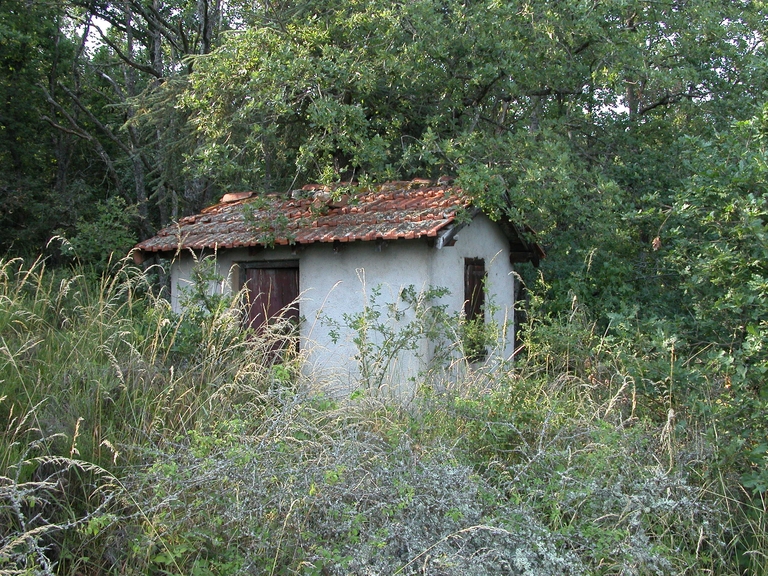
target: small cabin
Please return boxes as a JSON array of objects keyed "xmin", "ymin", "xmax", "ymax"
[{"xmin": 134, "ymin": 179, "xmax": 543, "ymax": 395}]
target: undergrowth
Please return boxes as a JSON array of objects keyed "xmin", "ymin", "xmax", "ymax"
[{"xmin": 0, "ymin": 256, "xmax": 766, "ymax": 575}]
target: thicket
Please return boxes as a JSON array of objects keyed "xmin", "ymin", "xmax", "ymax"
[
  {"xmin": 3, "ymin": 1, "xmax": 768, "ymax": 572},
  {"xmin": 1, "ymin": 255, "xmax": 766, "ymax": 576}
]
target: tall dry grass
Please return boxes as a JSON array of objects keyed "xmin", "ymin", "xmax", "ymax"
[
  {"xmin": 0, "ymin": 255, "xmax": 296, "ymax": 574},
  {"xmin": 1, "ymin": 255, "xmax": 766, "ymax": 575}
]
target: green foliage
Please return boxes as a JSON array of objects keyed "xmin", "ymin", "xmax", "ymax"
[
  {"xmin": 3, "ymin": 2, "xmax": 768, "ymax": 570},
  {"xmin": 178, "ymin": 0, "xmax": 766, "ymax": 190},
  {"xmin": 241, "ymin": 199, "xmax": 297, "ymax": 247},
  {"xmin": 0, "ymin": 2, "xmax": 727, "ymax": 571},
  {"xmin": 460, "ymin": 317, "xmax": 492, "ymax": 363},
  {"xmin": 0, "ymin": 0, "xmax": 79, "ymax": 253},
  {"xmin": 60, "ymin": 197, "xmax": 139, "ymax": 273},
  {"xmin": 170, "ymin": 255, "xmax": 245, "ymax": 361},
  {"xmin": 323, "ymin": 283, "xmax": 455, "ymax": 392},
  {"xmin": 0, "ymin": 442, "xmax": 121, "ymax": 576},
  {"xmin": 650, "ymin": 114, "xmax": 768, "ymax": 511},
  {"xmin": 2, "ymin": 256, "xmax": 768, "ymax": 575},
  {"xmin": 122, "ymin": 403, "xmax": 587, "ymax": 575}
]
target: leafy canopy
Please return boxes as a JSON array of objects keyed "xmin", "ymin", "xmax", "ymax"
[{"xmin": 179, "ymin": 0, "xmax": 764, "ymax": 198}]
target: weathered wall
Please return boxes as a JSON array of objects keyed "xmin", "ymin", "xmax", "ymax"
[{"xmin": 168, "ymin": 214, "xmax": 517, "ymax": 396}]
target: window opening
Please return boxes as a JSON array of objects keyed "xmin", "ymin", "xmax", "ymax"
[{"xmin": 464, "ymin": 258, "xmax": 487, "ymax": 362}]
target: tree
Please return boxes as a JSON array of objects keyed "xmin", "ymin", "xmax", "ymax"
[
  {"xmin": 178, "ymin": 0, "xmax": 764, "ymax": 186},
  {"xmin": 653, "ymin": 111, "xmax": 768, "ymax": 492},
  {"xmin": 174, "ymin": 0, "xmax": 765, "ymax": 320},
  {"xmin": 2, "ymin": 0, "xmax": 766, "ymax": 313},
  {"xmin": 34, "ymin": 0, "xmax": 241, "ymax": 241},
  {"xmin": 0, "ymin": 0, "xmax": 73, "ymax": 252}
]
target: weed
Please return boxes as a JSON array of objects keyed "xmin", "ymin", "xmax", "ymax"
[{"xmin": 1, "ymin": 255, "xmax": 766, "ymax": 575}]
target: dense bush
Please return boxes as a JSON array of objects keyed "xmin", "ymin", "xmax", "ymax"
[{"xmin": 1, "ymin": 257, "xmax": 766, "ymax": 575}]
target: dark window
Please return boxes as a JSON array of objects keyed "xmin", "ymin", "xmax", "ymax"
[
  {"xmin": 464, "ymin": 258, "xmax": 487, "ymax": 361},
  {"xmin": 241, "ymin": 261, "xmax": 299, "ymax": 356},
  {"xmin": 464, "ymin": 258, "xmax": 485, "ymax": 322}
]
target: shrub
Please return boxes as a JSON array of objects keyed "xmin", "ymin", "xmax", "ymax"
[
  {"xmin": 58, "ymin": 197, "xmax": 138, "ymax": 274},
  {"xmin": 1, "ymin": 255, "xmax": 766, "ymax": 575}
]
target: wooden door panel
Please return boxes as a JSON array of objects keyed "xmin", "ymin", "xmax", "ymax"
[{"xmin": 244, "ymin": 266, "xmax": 299, "ymax": 331}]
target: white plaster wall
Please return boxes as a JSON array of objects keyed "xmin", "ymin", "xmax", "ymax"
[
  {"xmin": 299, "ymin": 239, "xmax": 434, "ymax": 396},
  {"xmin": 428, "ymin": 214, "xmax": 518, "ymax": 360},
  {"xmin": 169, "ymin": 246, "xmax": 297, "ymax": 312},
  {"xmin": 168, "ymin": 214, "xmax": 518, "ymax": 396}
]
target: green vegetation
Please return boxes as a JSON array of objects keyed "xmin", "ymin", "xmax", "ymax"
[
  {"xmin": 3, "ymin": 0, "xmax": 768, "ymax": 573},
  {"xmin": 1, "ymin": 257, "xmax": 766, "ymax": 575}
]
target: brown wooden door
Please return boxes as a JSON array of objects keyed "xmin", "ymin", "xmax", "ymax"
[{"xmin": 243, "ymin": 265, "xmax": 299, "ymax": 331}]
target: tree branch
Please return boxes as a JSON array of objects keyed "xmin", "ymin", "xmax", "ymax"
[
  {"xmin": 39, "ymin": 89, "xmax": 123, "ymax": 192},
  {"xmin": 638, "ymin": 88, "xmax": 702, "ymax": 115},
  {"xmin": 526, "ymin": 87, "xmax": 585, "ymax": 98},
  {"xmin": 128, "ymin": 0, "xmax": 184, "ymax": 55},
  {"xmin": 93, "ymin": 25, "xmax": 163, "ymax": 79},
  {"xmin": 55, "ymin": 83, "xmax": 133, "ymax": 157}
]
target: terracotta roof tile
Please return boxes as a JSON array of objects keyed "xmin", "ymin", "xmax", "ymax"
[{"xmin": 135, "ymin": 180, "xmax": 470, "ymax": 254}]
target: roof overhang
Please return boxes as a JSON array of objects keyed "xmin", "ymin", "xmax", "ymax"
[{"xmin": 133, "ymin": 180, "xmax": 545, "ymax": 266}]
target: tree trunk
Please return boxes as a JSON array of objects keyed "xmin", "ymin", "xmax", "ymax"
[{"xmin": 123, "ymin": 2, "xmax": 150, "ymax": 234}]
